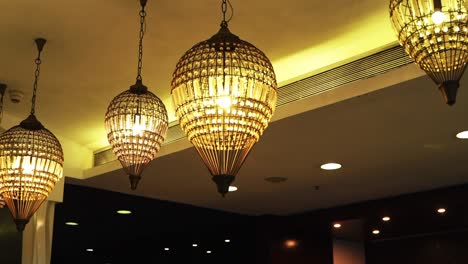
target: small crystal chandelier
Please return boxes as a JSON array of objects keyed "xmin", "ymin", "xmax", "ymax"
[
  {"xmin": 390, "ymin": 0, "xmax": 468, "ymax": 105},
  {"xmin": 171, "ymin": 0, "xmax": 278, "ymax": 196},
  {"xmin": 0, "ymin": 38, "xmax": 64, "ymax": 231},
  {"xmin": 105, "ymin": 0, "xmax": 168, "ymax": 190}
]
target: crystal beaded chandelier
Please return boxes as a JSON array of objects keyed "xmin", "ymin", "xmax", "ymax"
[
  {"xmin": 171, "ymin": 0, "xmax": 277, "ymax": 196},
  {"xmin": 105, "ymin": 0, "xmax": 168, "ymax": 190},
  {"xmin": 390, "ymin": 0, "xmax": 468, "ymax": 105},
  {"xmin": 0, "ymin": 38, "xmax": 64, "ymax": 231}
]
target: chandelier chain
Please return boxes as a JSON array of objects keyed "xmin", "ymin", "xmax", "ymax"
[
  {"xmin": 221, "ymin": 0, "xmax": 234, "ymax": 26},
  {"xmin": 31, "ymin": 51, "xmax": 42, "ymax": 115},
  {"xmin": 136, "ymin": 4, "xmax": 147, "ymax": 82}
]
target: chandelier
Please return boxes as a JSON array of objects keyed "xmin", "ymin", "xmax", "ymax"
[
  {"xmin": 390, "ymin": 0, "xmax": 468, "ymax": 105},
  {"xmin": 105, "ymin": 0, "xmax": 168, "ymax": 190},
  {"xmin": 0, "ymin": 38, "xmax": 64, "ymax": 231},
  {"xmin": 171, "ymin": 0, "xmax": 277, "ymax": 196}
]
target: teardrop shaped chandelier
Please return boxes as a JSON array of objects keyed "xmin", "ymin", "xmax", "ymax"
[
  {"xmin": 171, "ymin": 0, "xmax": 278, "ymax": 196},
  {"xmin": 105, "ymin": 0, "xmax": 168, "ymax": 190},
  {"xmin": 0, "ymin": 38, "xmax": 64, "ymax": 231},
  {"xmin": 390, "ymin": 0, "xmax": 468, "ymax": 105}
]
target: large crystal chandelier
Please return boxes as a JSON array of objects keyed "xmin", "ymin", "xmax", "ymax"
[
  {"xmin": 0, "ymin": 38, "xmax": 64, "ymax": 231},
  {"xmin": 171, "ymin": 0, "xmax": 277, "ymax": 196},
  {"xmin": 105, "ymin": 0, "xmax": 168, "ymax": 190},
  {"xmin": 390, "ymin": 0, "xmax": 468, "ymax": 105}
]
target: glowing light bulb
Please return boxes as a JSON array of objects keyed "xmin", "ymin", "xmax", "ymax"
[
  {"xmin": 432, "ymin": 11, "xmax": 445, "ymax": 25},
  {"xmin": 12, "ymin": 156, "xmax": 36, "ymax": 175},
  {"xmin": 132, "ymin": 114, "xmax": 143, "ymax": 136},
  {"xmin": 216, "ymin": 96, "xmax": 232, "ymax": 109}
]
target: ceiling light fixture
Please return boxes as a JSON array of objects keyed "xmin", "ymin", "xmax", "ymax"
[
  {"xmin": 65, "ymin": 222, "xmax": 79, "ymax": 226},
  {"xmin": 105, "ymin": 0, "xmax": 168, "ymax": 190},
  {"xmin": 224, "ymin": 239, "xmax": 230, "ymax": 243},
  {"xmin": 456, "ymin": 131, "xmax": 468, "ymax": 139},
  {"xmin": 171, "ymin": 0, "xmax": 277, "ymax": 196},
  {"xmin": 86, "ymin": 249, "xmax": 94, "ymax": 252},
  {"xmin": 116, "ymin": 210, "xmax": 132, "ymax": 215},
  {"xmin": 390, "ymin": 0, "xmax": 468, "ymax": 105},
  {"xmin": 333, "ymin": 223, "xmax": 342, "ymax": 229},
  {"xmin": 284, "ymin": 239, "xmax": 299, "ymax": 249},
  {"xmin": 192, "ymin": 244, "xmax": 198, "ymax": 247},
  {"xmin": 207, "ymin": 250, "xmax": 212, "ymax": 254},
  {"xmin": 164, "ymin": 248, "xmax": 170, "ymax": 251},
  {"xmin": 382, "ymin": 216, "xmax": 391, "ymax": 222},
  {"xmin": 437, "ymin": 208, "xmax": 446, "ymax": 214},
  {"xmin": 0, "ymin": 38, "xmax": 64, "ymax": 232},
  {"xmin": 228, "ymin": 186, "xmax": 238, "ymax": 192},
  {"xmin": 372, "ymin": 229, "xmax": 380, "ymax": 235},
  {"xmin": 321, "ymin": 163, "xmax": 342, "ymax": 170}
]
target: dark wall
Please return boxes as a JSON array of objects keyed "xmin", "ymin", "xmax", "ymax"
[
  {"xmin": 255, "ymin": 216, "xmax": 333, "ymax": 264},
  {"xmin": 0, "ymin": 208, "xmax": 22, "ymax": 263},
  {"xmin": 366, "ymin": 231, "xmax": 468, "ymax": 264},
  {"xmin": 51, "ymin": 184, "xmax": 468, "ymax": 264}
]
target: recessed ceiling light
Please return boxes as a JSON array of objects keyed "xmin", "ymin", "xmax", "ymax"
[
  {"xmin": 225, "ymin": 239, "xmax": 230, "ymax": 243},
  {"xmin": 164, "ymin": 248, "xmax": 170, "ymax": 251},
  {"xmin": 192, "ymin": 244, "xmax": 198, "ymax": 247},
  {"xmin": 320, "ymin": 163, "xmax": 342, "ymax": 170},
  {"xmin": 382, "ymin": 216, "xmax": 391, "ymax": 222},
  {"xmin": 65, "ymin": 222, "xmax": 79, "ymax": 226},
  {"xmin": 228, "ymin": 186, "xmax": 238, "ymax": 192},
  {"xmin": 456, "ymin": 131, "xmax": 468, "ymax": 139},
  {"xmin": 206, "ymin": 250, "xmax": 212, "ymax": 254},
  {"xmin": 116, "ymin": 210, "xmax": 132, "ymax": 215},
  {"xmin": 437, "ymin": 208, "xmax": 446, "ymax": 214},
  {"xmin": 86, "ymin": 248, "xmax": 94, "ymax": 252},
  {"xmin": 333, "ymin": 223, "xmax": 342, "ymax": 229},
  {"xmin": 372, "ymin": 229, "xmax": 380, "ymax": 235}
]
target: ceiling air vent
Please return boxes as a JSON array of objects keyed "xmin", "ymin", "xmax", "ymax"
[{"xmin": 94, "ymin": 45, "xmax": 412, "ymax": 167}]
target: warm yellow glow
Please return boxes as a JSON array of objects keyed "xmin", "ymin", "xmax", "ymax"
[
  {"xmin": 432, "ymin": 11, "xmax": 446, "ymax": 25},
  {"xmin": 228, "ymin": 186, "xmax": 238, "ymax": 192},
  {"xmin": 333, "ymin": 223, "xmax": 342, "ymax": 229},
  {"xmin": 65, "ymin": 222, "xmax": 79, "ymax": 226},
  {"xmin": 216, "ymin": 96, "xmax": 232, "ymax": 109},
  {"xmin": 131, "ymin": 114, "xmax": 144, "ymax": 136},
  {"xmin": 390, "ymin": 0, "xmax": 468, "ymax": 88},
  {"xmin": 274, "ymin": 8, "xmax": 396, "ymax": 86},
  {"xmin": 372, "ymin": 229, "xmax": 380, "ymax": 235},
  {"xmin": 456, "ymin": 131, "xmax": 468, "ymax": 139},
  {"xmin": 437, "ymin": 208, "xmax": 446, "ymax": 214},
  {"xmin": 116, "ymin": 210, "xmax": 132, "ymax": 215},
  {"xmin": 321, "ymin": 163, "xmax": 342, "ymax": 170},
  {"xmin": 105, "ymin": 90, "xmax": 168, "ymax": 186},
  {"xmin": 382, "ymin": 216, "xmax": 391, "ymax": 222},
  {"xmin": 171, "ymin": 27, "xmax": 277, "ymax": 179}
]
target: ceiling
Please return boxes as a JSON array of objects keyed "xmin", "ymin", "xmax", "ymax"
[
  {"xmin": 70, "ymin": 74, "xmax": 468, "ymax": 215},
  {"xmin": 2, "ymin": 0, "xmax": 467, "ymax": 216},
  {"xmin": 0, "ymin": 0, "xmax": 396, "ymax": 152}
]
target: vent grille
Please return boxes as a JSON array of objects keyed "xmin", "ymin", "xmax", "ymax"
[
  {"xmin": 94, "ymin": 45, "xmax": 413, "ymax": 167},
  {"xmin": 277, "ymin": 45, "xmax": 413, "ymax": 106}
]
